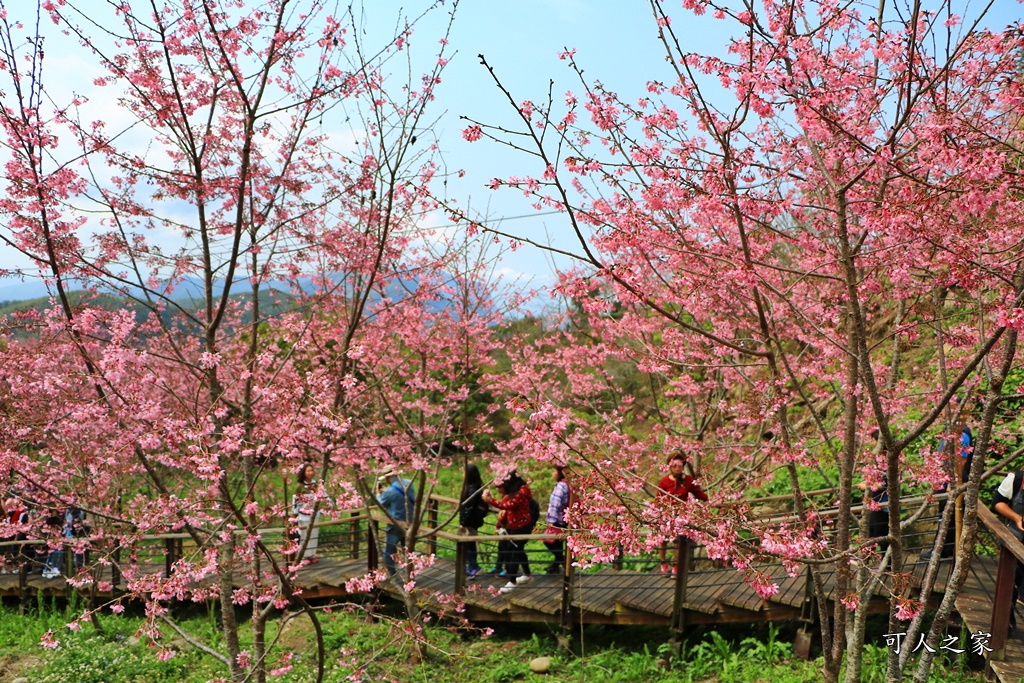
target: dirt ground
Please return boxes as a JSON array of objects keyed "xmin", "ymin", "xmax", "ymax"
[{"xmin": 0, "ymin": 653, "xmax": 43, "ymax": 682}]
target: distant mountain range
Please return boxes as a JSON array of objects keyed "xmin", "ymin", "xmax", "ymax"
[
  {"xmin": 0, "ymin": 272, "xmax": 494, "ymax": 328},
  {"xmin": 0, "ymin": 277, "xmax": 65, "ymax": 303},
  {"xmin": 0, "ymin": 275, "xmax": 240, "ymax": 304}
]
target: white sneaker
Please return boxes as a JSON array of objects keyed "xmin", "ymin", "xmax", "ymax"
[
  {"xmin": 515, "ymin": 574, "xmax": 533, "ymax": 585},
  {"xmin": 42, "ymin": 569, "xmax": 59, "ymax": 579},
  {"xmin": 498, "ymin": 581, "xmax": 517, "ymax": 594}
]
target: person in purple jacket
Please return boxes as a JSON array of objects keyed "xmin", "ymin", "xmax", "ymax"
[{"xmin": 543, "ymin": 465, "xmax": 571, "ymax": 573}]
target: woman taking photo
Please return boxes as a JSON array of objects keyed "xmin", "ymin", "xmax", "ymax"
[{"xmin": 483, "ymin": 471, "xmax": 534, "ymax": 593}]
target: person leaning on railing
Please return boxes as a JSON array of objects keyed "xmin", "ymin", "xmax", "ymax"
[
  {"xmin": 992, "ymin": 469, "xmax": 1024, "ymax": 635},
  {"xmin": 0, "ymin": 497, "xmax": 24, "ymax": 573}
]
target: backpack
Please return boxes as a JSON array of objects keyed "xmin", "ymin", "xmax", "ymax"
[
  {"xmin": 960, "ymin": 426, "xmax": 974, "ymax": 484},
  {"xmin": 460, "ymin": 488, "xmax": 489, "ymax": 529},
  {"xmin": 527, "ymin": 497, "xmax": 540, "ymax": 532},
  {"xmin": 391, "ymin": 480, "xmax": 415, "ymax": 522},
  {"xmin": 477, "ymin": 495, "xmax": 490, "ymax": 517}
]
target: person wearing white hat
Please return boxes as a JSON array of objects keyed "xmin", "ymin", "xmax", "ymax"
[{"xmin": 376, "ymin": 469, "xmax": 415, "ymax": 576}]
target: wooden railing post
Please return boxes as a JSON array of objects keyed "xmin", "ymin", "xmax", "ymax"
[
  {"xmin": 794, "ymin": 565, "xmax": 817, "ymax": 660},
  {"xmin": 560, "ymin": 540, "xmax": 574, "ymax": 633},
  {"xmin": 989, "ymin": 543, "xmax": 1016, "ymax": 661},
  {"xmin": 427, "ymin": 498, "xmax": 438, "ymax": 556},
  {"xmin": 164, "ymin": 537, "xmax": 176, "ymax": 578},
  {"xmin": 671, "ymin": 536, "xmax": 690, "ymax": 634},
  {"xmin": 111, "ymin": 543, "xmax": 121, "ymax": 591},
  {"xmin": 455, "ymin": 539, "xmax": 467, "ymax": 596},
  {"xmin": 350, "ymin": 512, "xmax": 359, "ymax": 560},
  {"xmin": 367, "ymin": 520, "xmax": 379, "ymax": 572},
  {"xmin": 18, "ymin": 560, "xmax": 29, "ymax": 614},
  {"xmin": 800, "ymin": 564, "xmax": 816, "ymax": 623}
]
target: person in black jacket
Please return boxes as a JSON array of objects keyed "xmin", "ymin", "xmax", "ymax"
[{"xmin": 458, "ymin": 463, "xmax": 488, "ymax": 577}]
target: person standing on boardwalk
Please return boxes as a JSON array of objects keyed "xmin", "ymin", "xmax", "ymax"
[
  {"xmin": 458, "ymin": 463, "xmax": 489, "ymax": 578},
  {"xmin": 992, "ymin": 470, "xmax": 1024, "ymax": 635},
  {"xmin": 657, "ymin": 454, "xmax": 708, "ymax": 574},
  {"xmin": 543, "ymin": 465, "xmax": 571, "ymax": 573},
  {"xmin": 483, "ymin": 471, "xmax": 535, "ymax": 593},
  {"xmin": 3, "ymin": 497, "xmax": 29, "ymax": 571},
  {"xmin": 291, "ymin": 464, "xmax": 320, "ymax": 561},
  {"xmin": 922, "ymin": 423, "xmax": 973, "ymax": 559},
  {"xmin": 376, "ymin": 468, "xmax": 415, "ymax": 577}
]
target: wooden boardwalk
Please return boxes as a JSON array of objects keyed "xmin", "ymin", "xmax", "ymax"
[
  {"xmin": 318, "ymin": 552, "xmax": 1024, "ymax": 682},
  {"xmin": 0, "ymin": 551, "xmax": 944, "ymax": 626},
  {"xmin": 953, "ymin": 555, "xmax": 1024, "ymax": 683},
  {"xmin": 3, "ymin": 498, "xmax": 1024, "ymax": 682},
  {"xmin": 0, "ymin": 553, "xmax": 962, "ymax": 625}
]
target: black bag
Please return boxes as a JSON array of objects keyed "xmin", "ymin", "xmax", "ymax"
[{"xmin": 460, "ymin": 486, "xmax": 489, "ymax": 529}]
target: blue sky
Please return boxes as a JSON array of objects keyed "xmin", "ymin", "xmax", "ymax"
[
  {"xmin": 1, "ymin": 0, "xmax": 696, "ymax": 301},
  {"xmin": 1, "ymin": 0, "xmax": 1021, "ymax": 302},
  {"xmin": 366, "ymin": 0, "xmax": 1023, "ymax": 294},
  {"xmin": 402, "ymin": 0, "xmax": 729, "ymax": 288}
]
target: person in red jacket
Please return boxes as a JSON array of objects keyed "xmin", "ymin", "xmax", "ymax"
[
  {"xmin": 483, "ymin": 471, "xmax": 534, "ymax": 593},
  {"xmin": 657, "ymin": 454, "xmax": 708, "ymax": 574}
]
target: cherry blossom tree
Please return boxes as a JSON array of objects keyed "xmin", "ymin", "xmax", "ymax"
[
  {"xmin": 0, "ymin": 0, "xmax": 509, "ymax": 680},
  {"xmin": 461, "ymin": 2, "xmax": 1024, "ymax": 681}
]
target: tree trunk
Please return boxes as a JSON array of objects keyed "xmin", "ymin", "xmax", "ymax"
[{"xmin": 219, "ymin": 539, "xmax": 244, "ymax": 682}]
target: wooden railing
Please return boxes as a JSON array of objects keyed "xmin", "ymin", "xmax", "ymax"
[
  {"xmin": 0, "ymin": 490, "xmax": 957, "ymax": 636},
  {"xmin": 0, "ymin": 513, "xmax": 373, "ymax": 593},
  {"xmin": 976, "ymin": 503, "xmax": 1024, "ymax": 662}
]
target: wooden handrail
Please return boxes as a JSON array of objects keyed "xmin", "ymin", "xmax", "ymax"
[
  {"xmin": 0, "ymin": 488, "xmax": 955, "ymax": 555},
  {"xmin": 761, "ymin": 491, "xmax": 951, "ymax": 526},
  {"xmin": 0, "ymin": 514, "xmax": 372, "ymax": 549},
  {"xmin": 976, "ymin": 501, "xmax": 1024, "ymax": 662},
  {"xmin": 977, "ymin": 503, "xmax": 1024, "ymax": 565},
  {"xmin": 426, "ymin": 492, "xmax": 501, "ymax": 515},
  {"xmin": 428, "ymin": 493, "xmax": 461, "ymax": 505},
  {"xmin": 429, "ymin": 528, "xmax": 564, "ymax": 543},
  {"xmin": 434, "ymin": 485, "xmax": 933, "ymax": 525},
  {"xmin": 725, "ymin": 487, "xmax": 839, "ymax": 507}
]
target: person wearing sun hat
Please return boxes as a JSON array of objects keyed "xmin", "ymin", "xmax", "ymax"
[
  {"xmin": 376, "ymin": 467, "xmax": 415, "ymax": 576},
  {"xmin": 656, "ymin": 453, "xmax": 708, "ymax": 574}
]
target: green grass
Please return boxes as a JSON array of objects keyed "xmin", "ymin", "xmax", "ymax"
[{"xmin": 0, "ymin": 597, "xmax": 986, "ymax": 683}]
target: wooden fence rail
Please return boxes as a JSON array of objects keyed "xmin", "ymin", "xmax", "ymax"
[{"xmin": 0, "ymin": 490, "xmax": 963, "ymax": 646}]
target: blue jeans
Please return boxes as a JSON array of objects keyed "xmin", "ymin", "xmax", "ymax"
[
  {"xmin": 464, "ymin": 527, "xmax": 480, "ymax": 571},
  {"xmin": 384, "ymin": 527, "xmax": 403, "ymax": 576},
  {"xmin": 44, "ymin": 549, "xmax": 62, "ymax": 574}
]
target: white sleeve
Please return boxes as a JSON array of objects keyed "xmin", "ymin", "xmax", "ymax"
[{"xmin": 997, "ymin": 472, "xmax": 1016, "ymax": 499}]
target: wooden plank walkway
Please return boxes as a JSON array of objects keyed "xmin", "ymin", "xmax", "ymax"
[
  {"xmin": 953, "ymin": 555, "xmax": 1024, "ymax": 683},
  {"xmin": 2, "ymin": 529, "xmax": 1020, "ymax": 680},
  {"xmin": 0, "ymin": 554, "xmax": 982, "ymax": 625}
]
